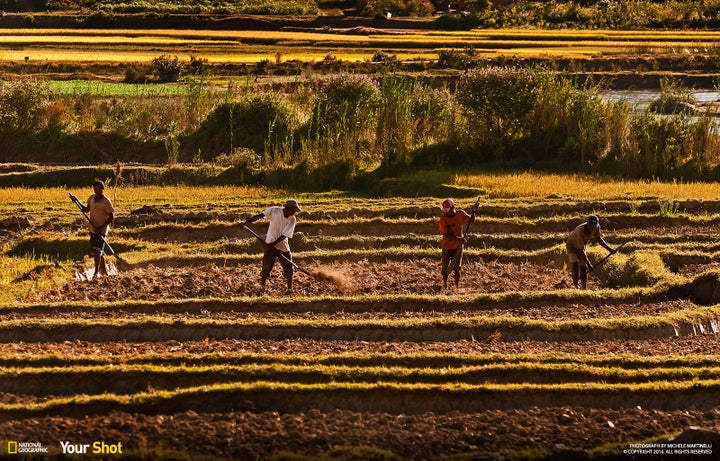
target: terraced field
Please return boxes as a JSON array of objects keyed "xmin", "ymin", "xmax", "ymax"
[
  {"xmin": 1, "ymin": 191, "xmax": 720, "ymax": 459},
  {"xmin": 5, "ymin": 28, "xmax": 720, "ymax": 64}
]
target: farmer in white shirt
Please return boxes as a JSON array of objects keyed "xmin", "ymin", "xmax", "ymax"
[
  {"xmin": 242, "ymin": 199, "xmax": 301, "ymax": 294},
  {"xmin": 80, "ymin": 179, "xmax": 114, "ymax": 280}
]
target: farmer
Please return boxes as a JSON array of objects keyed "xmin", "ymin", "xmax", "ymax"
[
  {"xmin": 241, "ymin": 199, "xmax": 301, "ymax": 294},
  {"xmin": 439, "ymin": 198, "xmax": 475, "ymax": 290},
  {"xmin": 80, "ymin": 179, "xmax": 114, "ymax": 280},
  {"xmin": 566, "ymin": 214, "xmax": 616, "ymax": 289}
]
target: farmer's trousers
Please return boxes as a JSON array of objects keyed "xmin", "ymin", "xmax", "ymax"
[
  {"xmin": 89, "ymin": 233, "xmax": 106, "ymax": 256},
  {"xmin": 261, "ymin": 246, "xmax": 294, "ymax": 280},
  {"xmin": 441, "ymin": 247, "xmax": 462, "ymax": 276}
]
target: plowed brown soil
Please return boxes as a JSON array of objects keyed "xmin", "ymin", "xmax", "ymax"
[
  {"xmin": 0, "ymin": 408, "xmax": 718, "ymax": 460},
  {"xmin": 37, "ymin": 259, "xmax": 581, "ymax": 303},
  {"xmin": 1, "ymin": 337, "xmax": 719, "ymax": 459},
  {"xmin": 1, "ymin": 337, "xmax": 719, "ymax": 357},
  {"xmin": 5, "ymin": 202, "xmax": 720, "ymax": 460},
  {"xmin": 0, "ymin": 300, "xmax": 697, "ymax": 322},
  {"xmin": 678, "ymin": 262, "xmax": 720, "ymax": 278}
]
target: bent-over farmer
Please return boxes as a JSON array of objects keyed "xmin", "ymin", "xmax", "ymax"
[
  {"xmin": 566, "ymin": 214, "xmax": 616, "ymax": 289},
  {"xmin": 80, "ymin": 179, "xmax": 114, "ymax": 280},
  {"xmin": 439, "ymin": 198, "xmax": 475, "ymax": 290},
  {"xmin": 242, "ymin": 199, "xmax": 301, "ymax": 294}
]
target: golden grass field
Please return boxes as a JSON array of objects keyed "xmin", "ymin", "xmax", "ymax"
[
  {"xmin": 454, "ymin": 172, "xmax": 720, "ymax": 200},
  {"xmin": 2, "ymin": 28, "xmax": 720, "ymax": 63},
  {"xmin": 1, "ymin": 171, "xmax": 719, "ymax": 210}
]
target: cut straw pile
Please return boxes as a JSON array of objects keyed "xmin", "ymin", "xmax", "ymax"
[{"xmin": 311, "ymin": 268, "xmax": 352, "ymax": 293}]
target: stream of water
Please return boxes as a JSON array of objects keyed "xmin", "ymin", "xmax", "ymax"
[{"xmin": 603, "ymin": 90, "xmax": 720, "ymax": 109}]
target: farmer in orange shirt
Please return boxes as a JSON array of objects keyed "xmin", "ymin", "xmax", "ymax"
[{"xmin": 439, "ymin": 198, "xmax": 475, "ymax": 290}]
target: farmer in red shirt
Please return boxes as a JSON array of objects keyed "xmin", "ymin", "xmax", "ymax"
[{"xmin": 439, "ymin": 198, "xmax": 474, "ymax": 290}]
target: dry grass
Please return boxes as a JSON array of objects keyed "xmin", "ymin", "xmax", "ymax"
[
  {"xmin": 311, "ymin": 267, "xmax": 353, "ymax": 293},
  {"xmin": 2, "ymin": 49, "xmax": 434, "ymax": 64},
  {"xmin": 0, "ymin": 185, "xmax": 276, "ymax": 207},
  {"xmin": 3, "ymin": 172, "xmax": 719, "ymax": 209},
  {"xmin": 6, "ymin": 28, "xmax": 720, "ymax": 43},
  {"xmin": 3, "ymin": 28, "xmax": 720, "ymax": 63},
  {"xmin": 453, "ymin": 172, "xmax": 720, "ymax": 200}
]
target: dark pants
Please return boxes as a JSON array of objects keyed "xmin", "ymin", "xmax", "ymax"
[
  {"xmin": 89, "ymin": 233, "xmax": 106, "ymax": 256},
  {"xmin": 441, "ymin": 247, "xmax": 462, "ymax": 277},
  {"xmin": 571, "ymin": 262, "xmax": 588, "ymax": 289},
  {"xmin": 89, "ymin": 232, "xmax": 108, "ymax": 278},
  {"xmin": 260, "ymin": 246, "xmax": 294, "ymax": 281}
]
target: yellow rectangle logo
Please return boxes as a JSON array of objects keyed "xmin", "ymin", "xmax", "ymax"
[{"xmin": 8, "ymin": 441, "xmax": 17, "ymax": 454}]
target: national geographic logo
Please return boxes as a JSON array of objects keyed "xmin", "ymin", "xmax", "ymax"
[
  {"xmin": 6, "ymin": 440, "xmax": 123, "ymax": 455},
  {"xmin": 7, "ymin": 441, "xmax": 49, "ymax": 454}
]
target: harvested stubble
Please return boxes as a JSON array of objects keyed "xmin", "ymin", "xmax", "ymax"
[{"xmin": 310, "ymin": 267, "xmax": 352, "ymax": 292}]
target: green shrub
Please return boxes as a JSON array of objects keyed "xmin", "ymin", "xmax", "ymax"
[
  {"xmin": 308, "ymin": 73, "xmax": 381, "ymax": 169},
  {"xmin": 182, "ymin": 77, "xmax": 216, "ymax": 132},
  {"xmin": 408, "ymin": 84, "xmax": 455, "ymax": 148},
  {"xmin": 371, "ymin": 50, "xmax": 397, "ymax": 64},
  {"xmin": 433, "ymin": 12, "xmax": 481, "ymax": 30},
  {"xmin": 187, "ymin": 92, "xmax": 296, "ymax": 161},
  {"xmin": 647, "ymin": 79, "xmax": 698, "ymax": 115},
  {"xmin": 124, "ymin": 65, "xmax": 147, "ymax": 84},
  {"xmin": 165, "ymin": 134, "xmax": 180, "ymax": 166},
  {"xmin": 83, "ymin": 10, "xmax": 115, "ymax": 26},
  {"xmin": 0, "ymin": 80, "xmax": 54, "ymax": 134},
  {"xmin": 312, "ymin": 74, "xmax": 380, "ymax": 133},
  {"xmin": 151, "ymin": 55, "xmax": 182, "ymax": 83},
  {"xmin": 457, "ymin": 66, "xmax": 540, "ymax": 163},
  {"xmin": 376, "ymin": 78, "xmax": 455, "ymax": 175},
  {"xmin": 437, "ymin": 46, "xmax": 477, "ymax": 69},
  {"xmin": 359, "ymin": 0, "xmax": 433, "ymax": 17},
  {"xmin": 527, "ymin": 74, "xmax": 625, "ymax": 168},
  {"xmin": 101, "ymin": 97, "xmax": 182, "ymax": 138},
  {"xmin": 188, "ymin": 55, "xmax": 208, "ymax": 76},
  {"xmin": 621, "ymin": 109, "xmax": 720, "ymax": 179},
  {"xmin": 215, "ymin": 147, "xmax": 262, "ymax": 169}
]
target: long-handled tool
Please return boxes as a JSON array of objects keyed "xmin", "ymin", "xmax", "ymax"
[
  {"xmin": 242, "ymin": 224, "xmax": 319, "ymax": 279},
  {"xmin": 589, "ymin": 242, "xmax": 628, "ymax": 272},
  {"xmin": 69, "ymin": 192, "xmax": 128, "ymax": 267},
  {"xmin": 242, "ymin": 223, "xmax": 351, "ymax": 291},
  {"xmin": 446, "ymin": 196, "xmax": 481, "ymax": 273}
]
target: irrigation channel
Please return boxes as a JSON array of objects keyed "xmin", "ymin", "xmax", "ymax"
[
  {"xmin": 1, "ymin": 196, "xmax": 720, "ymax": 459},
  {"xmin": 604, "ymin": 89, "xmax": 720, "ymax": 110}
]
